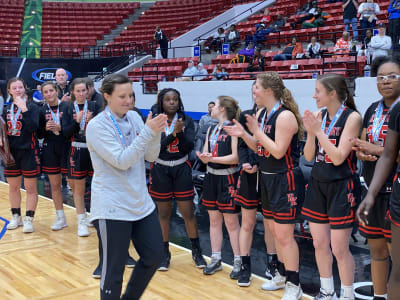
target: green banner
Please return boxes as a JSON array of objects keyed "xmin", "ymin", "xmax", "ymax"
[{"xmin": 20, "ymin": 0, "xmax": 42, "ymax": 58}]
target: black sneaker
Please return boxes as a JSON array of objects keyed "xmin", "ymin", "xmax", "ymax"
[
  {"xmin": 203, "ymin": 257, "xmax": 222, "ymax": 275},
  {"xmin": 237, "ymin": 264, "xmax": 251, "ymax": 287},
  {"xmin": 192, "ymin": 248, "xmax": 206, "ymax": 269},
  {"xmin": 230, "ymin": 258, "xmax": 241, "ymax": 279},
  {"xmin": 92, "ymin": 264, "xmax": 101, "ymax": 279},
  {"xmin": 125, "ymin": 255, "xmax": 136, "ymax": 268},
  {"xmin": 158, "ymin": 251, "xmax": 171, "ymax": 271}
]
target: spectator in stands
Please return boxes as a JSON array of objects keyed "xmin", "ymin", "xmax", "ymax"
[
  {"xmin": 55, "ymin": 68, "xmax": 71, "ymax": 102},
  {"xmin": 302, "ymin": 8, "xmax": 331, "ymax": 28},
  {"xmin": 248, "ymin": 23, "xmax": 269, "ymax": 47},
  {"xmin": 343, "ymin": 0, "xmax": 359, "ymax": 41},
  {"xmin": 268, "ymin": 13, "xmax": 286, "ymax": 33},
  {"xmin": 198, "ymin": 101, "xmax": 218, "ymax": 141},
  {"xmin": 388, "ymin": 0, "xmax": 400, "ymax": 57},
  {"xmin": 206, "ymin": 28, "xmax": 225, "ymax": 54},
  {"xmin": 239, "ymin": 42, "xmax": 255, "ymax": 58},
  {"xmin": 273, "ymin": 37, "xmax": 304, "ymax": 61},
  {"xmin": 32, "ymin": 85, "xmax": 44, "ymax": 105},
  {"xmin": 334, "ymin": 31, "xmax": 353, "ymax": 54},
  {"xmin": 182, "ymin": 60, "xmax": 198, "ymax": 79},
  {"xmin": 154, "ymin": 26, "xmax": 168, "ymax": 59},
  {"xmin": 246, "ymin": 48, "xmax": 265, "ymax": 72},
  {"xmin": 212, "ymin": 64, "xmax": 229, "ymax": 80},
  {"xmin": 261, "ymin": 8, "xmax": 271, "ymax": 24},
  {"xmin": 305, "ymin": 36, "xmax": 322, "ymax": 58},
  {"xmin": 86, "ymin": 77, "xmax": 104, "ymax": 111},
  {"xmin": 291, "ymin": 2, "xmax": 320, "ymax": 29},
  {"xmin": 370, "ymin": 23, "xmax": 392, "ymax": 61},
  {"xmin": 358, "ymin": 29, "xmax": 373, "ymax": 56},
  {"xmin": 300, "ymin": 0, "xmax": 314, "ymax": 13},
  {"xmin": 358, "ymin": 0, "xmax": 380, "ymax": 42},
  {"xmin": 225, "ymin": 24, "xmax": 240, "ymax": 51},
  {"xmin": 194, "ymin": 63, "xmax": 208, "ymax": 81}
]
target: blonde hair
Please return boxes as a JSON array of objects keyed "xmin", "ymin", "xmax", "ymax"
[
  {"xmin": 217, "ymin": 95, "xmax": 241, "ymax": 121},
  {"xmin": 256, "ymin": 72, "xmax": 304, "ymax": 138}
]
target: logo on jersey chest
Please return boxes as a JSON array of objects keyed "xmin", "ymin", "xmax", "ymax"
[
  {"xmin": 324, "ymin": 126, "xmax": 341, "ymax": 136},
  {"xmin": 45, "ymin": 111, "xmax": 64, "ymax": 120}
]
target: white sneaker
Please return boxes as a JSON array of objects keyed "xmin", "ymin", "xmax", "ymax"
[
  {"xmin": 77, "ymin": 216, "xmax": 90, "ymax": 237},
  {"xmin": 281, "ymin": 281, "xmax": 302, "ymax": 300},
  {"xmin": 22, "ymin": 216, "xmax": 34, "ymax": 233},
  {"xmin": 51, "ymin": 215, "xmax": 68, "ymax": 231},
  {"xmin": 314, "ymin": 289, "xmax": 338, "ymax": 300},
  {"xmin": 261, "ymin": 272, "xmax": 286, "ymax": 291},
  {"xmin": 8, "ymin": 214, "xmax": 23, "ymax": 230}
]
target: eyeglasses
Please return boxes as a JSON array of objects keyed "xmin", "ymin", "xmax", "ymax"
[{"xmin": 377, "ymin": 74, "xmax": 400, "ymax": 83}]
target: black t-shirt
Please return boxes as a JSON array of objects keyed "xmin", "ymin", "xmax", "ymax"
[
  {"xmin": 311, "ymin": 107, "xmax": 358, "ymax": 182},
  {"xmin": 343, "ymin": 0, "xmax": 357, "ymax": 19},
  {"xmin": 388, "ymin": 102, "xmax": 400, "ymax": 173},
  {"xmin": 362, "ymin": 100, "xmax": 396, "ymax": 192},
  {"xmin": 257, "ymin": 107, "xmax": 300, "ymax": 173},
  {"xmin": 90, "ymin": 92, "xmax": 105, "ymax": 112}
]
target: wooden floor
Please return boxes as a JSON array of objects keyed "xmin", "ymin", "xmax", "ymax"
[{"xmin": 0, "ymin": 181, "xmax": 311, "ymax": 299}]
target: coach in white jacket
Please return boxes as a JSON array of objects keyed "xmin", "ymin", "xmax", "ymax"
[{"xmin": 86, "ymin": 74, "xmax": 167, "ymax": 300}]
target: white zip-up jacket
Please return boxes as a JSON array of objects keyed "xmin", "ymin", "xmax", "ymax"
[{"xmin": 86, "ymin": 109, "xmax": 161, "ymax": 222}]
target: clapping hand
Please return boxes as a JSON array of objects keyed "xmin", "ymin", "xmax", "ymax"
[{"xmin": 146, "ymin": 112, "xmax": 168, "ymax": 133}]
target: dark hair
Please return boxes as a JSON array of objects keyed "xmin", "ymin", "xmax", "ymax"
[
  {"xmin": 70, "ymin": 78, "xmax": 88, "ymax": 101},
  {"xmin": 7, "ymin": 77, "xmax": 28, "ymax": 100},
  {"xmin": 85, "ymin": 77, "xmax": 94, "ymax": 88},
  {"xmin": 208, "ymin": 101, "xmax": 215, "ymax": 105},
  {"xmin": 217, "ymin": 95, "xmax": 241, "ymax": 121},
  {"xmin": 317, "ymin": 73, "xmax": 357, "ymax": 111},
  {"xmin": 40, "ymin": 81, "xmax": 58, "ymax": 93},
  {"xmin": 256, "ymin": 72, "xmax": 304, "ymax": 138},
  {"xmin": 156, "ymin": 88, "xmax": 185, "ymax": 115},
  {"xmin": 99, "ymin": 74, "xmax": 133, "ymax": 106},
  {"xmin": 371, "ymin": 56, "xmax": 400, "ymax": 77}
]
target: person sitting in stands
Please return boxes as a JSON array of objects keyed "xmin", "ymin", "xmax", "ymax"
[
  {"xmin": 305, "ymin": 36, "xmax": 322, "ymax": 58},
  {"xmin": 239, "ymin": 42, "xmax": 255, "ymax": 58},
  {"xmin": 246, "ymin": 48, "xmax": 265, "ymax": 72},
  {"xmin": 291, "ymin": 2, "xmax": 319, "ymax": 29},
  {"xmin": 358, "ymin": 29, "xmax": 373, "ymax": 57},
  {"xmin": 247, "ymin": 23, "xmax": 269, "ymax": 47},
  {"xmin": 225, "ymin": 25, "xmax": 240, "ymax": 51},
  {"xmin": 301, "ymin": 8, "xmax": 331, "ymax": 28},
  {"xmin": 369, "ymin": 23, "xmax": 392, "ymax": 61},
  {"xmin": 261, "ymin": 8, "xmax": 271, "ymax": 24},
  {"xmin": 268, "ymin": 13, "xmax": 286, "ymax": 33},
  {"xmin": 334, "ymin": 31, "xmax": 353, "ymax": 55},
  {"xmin": 206, "ymin": 28, "xmax": 225, "ymax": 54},
  {"xmin": 182, "ymin": 60, "xmax": 198, "ymax": 78},
  {"xmin": 273, "ymin": 37, "xmax": 304, "ymax": 61},
  {"xmin": 212, "ymin": 64, "xmax": 228, "ymax": 81},
  {"xmin": 194, "ymin": 63, "xmax": 209, "ymax": 81}
]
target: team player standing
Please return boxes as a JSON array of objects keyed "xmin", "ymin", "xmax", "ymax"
[{"xmin": 4, "ymin": 66, "xmax": 400, "ymax": 299}]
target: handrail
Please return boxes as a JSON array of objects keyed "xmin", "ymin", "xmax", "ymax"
[{"xmin": 192, "ymin": 0, "xmax": 270, "ymax": 42}]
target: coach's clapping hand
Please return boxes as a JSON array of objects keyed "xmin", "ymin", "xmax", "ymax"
[
  {"xmin": 61, "ymin": 92, "xmax": 71, "ymax": 103},
  {"xmin": 146, "ymin": 112, "xmax": 167, "ymax": 133}
]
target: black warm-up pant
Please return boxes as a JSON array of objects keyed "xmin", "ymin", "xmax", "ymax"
[{"xmin": 95, "ymin": 209, "xmax": 164, "ymax": 300}]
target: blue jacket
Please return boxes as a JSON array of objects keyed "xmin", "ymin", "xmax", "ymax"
[{"xmin": 389, "ymin": 0, "xmax": 400, "ymax": 19}]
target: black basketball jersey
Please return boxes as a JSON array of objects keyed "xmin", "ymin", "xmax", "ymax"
[
  {"xmin": 207, "ymin": 122, "xmax": 237, "ymax": 170},
  {"xmin": 388, "ymin": 101, "xmax": 400, "ymax": 173},
  {"xmin": 38, "ymin": 102, "xmax": 69, "ymax": 142},
  {"xmin": 238, "ymin": 108, "xmax": 258, "ymax": 166},
  {"xmin": 362, "ymin": 100, "xmax": 396, "ymax": 191},
  {"xmin": 257, "ymin": 107, "xmax": 300, "ymax": 173},
  {"xmin": 159, "ymin": 113, "xmax": 195, "ymax": 161},
  {"xmin": 3, "ymin": 100, "xmax": 39, "ymax": 150},
  {"xmin": 61, "ymin": 100, "xmax": 98, "ymax": 143},
  {"xmin": 311, "ymin": 107, "xmax": 357, "ymax": 182}
]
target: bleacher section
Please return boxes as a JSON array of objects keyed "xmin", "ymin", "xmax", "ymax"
[
  {"xmin": 104, "ymin": 0, "xmax": 233, "ymax": 56},
  {"xmin": 41, "ymin": 1, "xmax": 139, "ymax": 58},
  {"xmin": 0, "ymin": 0, "xmax": 25, "ymax": 56}
]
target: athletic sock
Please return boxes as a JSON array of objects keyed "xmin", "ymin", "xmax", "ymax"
[
  {"xmin": 190, "ymin": 237, "xmax": 200, "ymax": 250},
  {"xmin": 56, "ymin": 210, "xmax": 65, "ymax": 217},
  {"xmin": 11, "ymin": 208, "xmax": 21, "ymax": 216},
  {"xmin": 277, "ymin": 261, "xmax": 286, "ymax": 277},
  {"xmin": 26, "ymin": 210, "xmax": 35, "ymax": 218},
  {"xmin": 234, "ymin": 255, "xmax": 241, "ymax": 262},
  {"xmin": 340, "ymin": 284, "xmax": 354, "ymax": 299},
  {"xmin": 286, "ymin": 270, "xmax": 300, "ymax": 286},
  {"xmin": 320, "ymin": 276, "xmax": 334, "ymax": 294},
  {"xmin": 211, "ymin": 252, "xmax": 221, "ymax": 260}
]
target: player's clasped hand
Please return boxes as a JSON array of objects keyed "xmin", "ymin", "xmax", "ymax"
[
  {"xmin": 195, "ymin": 151, "xmax": 212, "ymax": 164},
  {"xmin": 146, "ymin": 112, "xmax": 168, "ymax": 133}
]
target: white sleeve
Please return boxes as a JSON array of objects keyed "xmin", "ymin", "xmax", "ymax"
[{"xmin": 87, "ymin": 119, "xmax": 159, "ymax": 170}]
